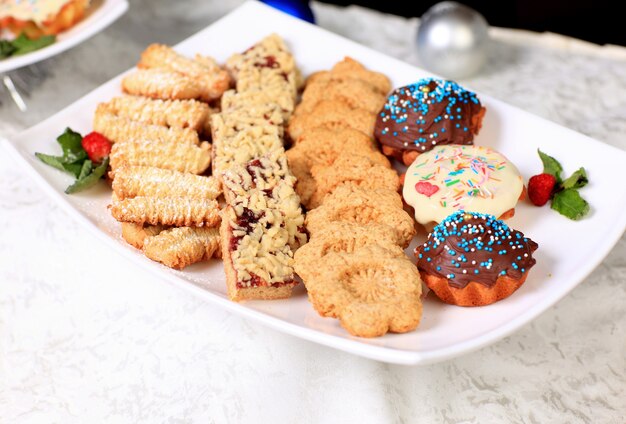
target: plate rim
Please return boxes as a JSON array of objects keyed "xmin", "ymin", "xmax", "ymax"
[
  {"xmin": 0, "ymin": 0, "xmax": 129, "ymax": 74},
  {"xmin": 2, "ymin": 1, "xmax": 625, "ymax": 365}
]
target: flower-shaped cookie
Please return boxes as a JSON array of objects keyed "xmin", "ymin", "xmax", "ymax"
[
  {"xmin": 294, "ymin": 221, "xmax": 405, "ymax": 282},
  {"xmin": 305, "ymin": 185, "xmax": 415, "ymax": 248},
  {"xmin": 304, "ymin": 245, "xmax": 423, "ymax": 338},
  {"xmin": 308, "ymin": 155, "xmax": 400, "ymax": 209}
]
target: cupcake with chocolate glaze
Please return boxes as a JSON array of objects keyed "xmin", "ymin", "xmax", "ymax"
[
  {"xmin": 375, "ymin": 78, "xmax": 486, "ymax": 165},
  {"xmin": 415, "ymin": 211, "xmax": 538, "ymax": 307}
]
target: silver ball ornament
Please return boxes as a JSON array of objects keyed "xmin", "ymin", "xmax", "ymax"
[{"xmin": 417, "ymin": 1, "xmax": 489, "ymax": 79}]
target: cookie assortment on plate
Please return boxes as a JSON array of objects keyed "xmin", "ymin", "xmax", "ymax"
[{"xmin": 35, "ymin": 32, "xmax": 548, "ymax": 339}]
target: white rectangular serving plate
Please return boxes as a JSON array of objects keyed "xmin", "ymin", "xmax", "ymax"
[
  {"xmin": 0, "ymin": 0, "xmax": 129, "ymax": 73},
  {"xmin": 3, "ymin": 2, "xmax": 625, "ymax": 365}
]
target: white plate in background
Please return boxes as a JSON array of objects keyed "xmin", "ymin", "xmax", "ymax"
[
  {"xmin": 2, "ymin": 1, "xmax": 625, "ymax": 365},
  {"xmin": 0, "ymin": 0, "xmax": 128, "ymax": 73}
]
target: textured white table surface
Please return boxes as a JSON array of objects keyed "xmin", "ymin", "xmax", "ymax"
[{"xmin": 1, "ymin": 1, "xmax": 625, "ymax": 423}]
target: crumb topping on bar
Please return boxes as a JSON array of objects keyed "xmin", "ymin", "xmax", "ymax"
[{"xmin": 223, "ymin": 151, "xmax": 307, "ymax": 285}]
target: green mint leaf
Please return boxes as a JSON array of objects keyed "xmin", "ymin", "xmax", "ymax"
[
  {"xmin": 551, "ymin": 188, "xmax": 590, "ymax": 220},
  {"xmin": 35, "ymin": 152, "xmax": 71, "ymax": 174},
  {"xmin": 538, "ymin": 149, "xmax": 563, "ymax": 183},
  {"xmin": 65, "ymin": 157, "xmax": 109, "ymax": 194},
  {"xmin": 562, "ymin": 167, "xmax": 588, "ymax": 189},
  {"xmin": 78, "ymin": 160, "xmax": 93, "ymax": 179},
  {"xmin": 57, "ymin": 127, "xmax": 86, "ymax": 162},
  {"xmin": 62, "ymin": 162, "xmax": 84, "ymax": 178},
  {"xmin": 11, "ymin": 33, "xmax": 56, "ymax": 56},
  {"xmin": 0, "ymin": 40, "xmax": 17, "ymax": 59}
]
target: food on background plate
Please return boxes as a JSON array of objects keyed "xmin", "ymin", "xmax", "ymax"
[
  {"xmin": 0, "ymin": 0, "xmax": 88, "ymax": 38},
  {"xmin": 375, "ymin": 78, "xmax": 485, "ymax": 165},
  {"xmin": 416, "ymin": 211, "xmax": 538, "ymax": 307},
  {"xmin": 402, "ymin": 144, "xmax": 525, "ymax": 226},
  {"xmin": 528, "ymin": 149, "xmax": 590, "ymax": 220},
  {"xmin": 0, "ymin": 32, "xmax": 55, "ymax": 59}
]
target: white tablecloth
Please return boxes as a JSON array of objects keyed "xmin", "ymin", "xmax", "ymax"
[{"xmin": 1, "ymin": 1, "xmax": 625, "ymax": 422}]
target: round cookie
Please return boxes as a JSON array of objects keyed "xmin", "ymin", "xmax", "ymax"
[
  {"xmin": 415, "ymin": 211, "xmax": 538, "ymax": 307},
  {"xmin": 403, "ymin": 144, "xmax": 524, "ymax": 225},
  {"xmin": 375, "ymin": 78, "xmax": 485, "ymax": 165}
]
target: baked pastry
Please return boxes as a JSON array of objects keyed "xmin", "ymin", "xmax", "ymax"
[
  {"xmin": 301, "ymin": 245, "xmax": 423, "ymax": 338},
  {"xmin": 99, "ymin": 96, "xmax": 213, "ymax": 133},
  {"xmin": 0, "ymin": 0, "xmax": 89, "ymax": 38},
  {"xmin": 375, "ymin": 78, "xmax": 486, "ymax": 165},
  {"xmin": 296, "ymin": 78, "xmax": 386, "ymax": 117},
  {"xmin": 93, "ymin": 109, "xmax": 201, "ymax": 145},
  {"xmin": 308, "ymin": 155, "xmax": 400, "ymax": 209},
  {"xmin": 309, "ymin": 57, "xmax": 391, "ymax": 94},
  {"xmin": 287, "ymin": 100, "xmax": 377, "ymax": 142},
  {"xmin": 415, "ymin": 211, "xmax": 538, "ymax": 306},
  {"xmin": 305, "ymin": 184, "xmax": 415, "ymax": 248},
  {"xmin": 121, "ymin": 69, "xmax": 205, "ymax": 101},
  {"xmin": 110, "ymin": 195, "xmax": 220, "ymax": 227},
  {"xmin": 294, "ymin": 221, "xmax": 405, "ymax": 282},
  {"xmin": 286, "ymin": 126, "xmax": 388, "ymax": 208},
  {"xmin": 403, "ymin": 144, "xmax": 524, "ymax": 226},
  {"xmin": 112, "ymin": 166, "xmax": 220, "ymax": 200},
  {"xmin": 143, "ymin": 226, "xmax": 221, "ymax": 270},
  {"xmin": 138, "ymin": 44, "xmax": 231, "ymax": 101},
  {"xmin": 121, "ymin": 223, "xmax": 167, "ymax": 250},
  {"xmin": 226, "ymin": 33, "xmax": 302, "ymax": 93},
  {"xmin": 221, "ymin": 151, "xmax": 307, "ymax": 301},
  {"xmin": 109, "ymin": 139, "xmax": 211, "ymax": 176}
]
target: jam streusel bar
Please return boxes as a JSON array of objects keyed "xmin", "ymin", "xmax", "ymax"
[{"xmin": 220, "ymin": 151, "xmax": 307, "ymax": 301}]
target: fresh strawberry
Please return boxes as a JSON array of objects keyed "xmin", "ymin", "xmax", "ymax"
[
  {"xmin": 528, "ymin": 173, "xmax": 557, "ymax": 206},
  {"xmin": 81, "ymin": 131, "xmax": 112, "ymax": 163}
]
